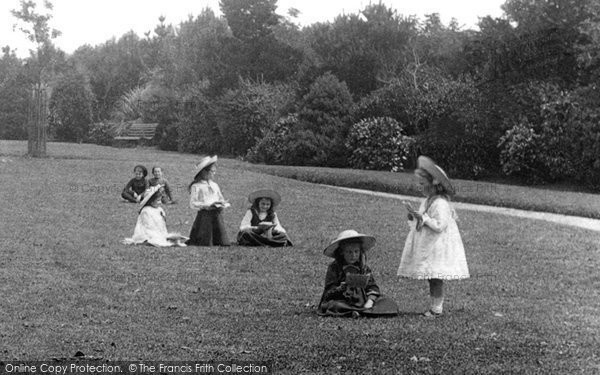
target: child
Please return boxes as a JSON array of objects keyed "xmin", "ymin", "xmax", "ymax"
[
  {"xmin": 122, "ymin": 185, "xmax": 187, "ymax": 247},
  {"xmin": 318, "ymin": 230, "xmax": 399, "ymax": 318},
  {"xmin": 237, "ymin": 189, "xmax": 293, "ymax": 247},
  {"xmin": 186, "ymin": 155, "xmax": 230, "ymax": 246},
  {"xmin": 149, "ymin": 166, "xmax": 176, "ymax": 204},
  {"xmin": 122, "ymin": 165, "xmax": 149, "ymax": 203},
  {"xmin": 397, "ymin": 156, "xmax": 469, "ymax": 317}
]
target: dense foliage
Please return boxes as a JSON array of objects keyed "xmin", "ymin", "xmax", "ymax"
[
  {"xmin": 3, "ymin": 0, "xmax": 600, "ymax": 188},
  {"xmin": 346, "ymin": 117, "xmax": 414, "ymax": 172}
]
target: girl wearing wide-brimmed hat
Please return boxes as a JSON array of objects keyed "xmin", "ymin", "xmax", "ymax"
[
  {"xmin": 237, "ymin": 189, "xmax": 293, "ymax": 247},
  {"xmin": 122, "ymin": 185, "xmax": 187, "ymax": 247},
  {"xmin": 397, "ymin": 156, "xmax": 469, "ymax": 317},
  {"xmin": 318, "ymin": 230, "xmax": 399, "ymax": 318},
  {"xmin": 185, "ymin": 155, "xmax": 231, "ymax": 246}
]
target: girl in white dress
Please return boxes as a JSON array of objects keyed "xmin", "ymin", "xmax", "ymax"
[
  {"xmin": 123, "ymin": 185, "xmax": 187, "ymax": 247},
  {"xmin": 397, "ymin": 156, "xmax": 469, "ymax": 317}
]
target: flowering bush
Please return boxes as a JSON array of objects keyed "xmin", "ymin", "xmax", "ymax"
[
  {"xmin": 346, "ymin": 117, "xmax": 414, "ymax": 172},
  {"xmin": 498, "ymin": 121, "xmax": 544, "ymax": 182}
]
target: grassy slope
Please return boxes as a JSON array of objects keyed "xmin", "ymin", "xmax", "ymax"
[
  {"xmin": 1, "ymin": 141, "xmax": 599, "ymax": 374},
  {"xmin": 229, "ymin": 163, "xmax": 600, "ymax": 219}
]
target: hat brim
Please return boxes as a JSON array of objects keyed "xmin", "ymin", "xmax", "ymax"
[
  {"xmin": 417, "ymin": 156, "xmax": 455, "ymax": 195},
  {"xmin": 248, "ymin": 189, "xmax": 281, "ymax": 207},
  {"xmin": 195, "ymin": 155, "xmax": 218, "ymax": 173},
  {"xmin": 323, "ymin": 234, "xmax": 376, "ymax": 258},
  {"xmin": 139, "ymin": 185, "xmax": 162, "ymax": 207}
]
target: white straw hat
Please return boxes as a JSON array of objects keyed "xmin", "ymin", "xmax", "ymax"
[
  {"xmin": 417, "ymin": 156, "xmax": 455, "ymax": 195},
  {"xmin": 323, "ymin": 230, "xmax": 376, "ymax": 258},
  {"xmin": 139, "ymin": 184, "xmax": 163, "ymax": 207},
  {"xmin": 195, "ymin": 155, "xmax": 218, "ymax": 173},
  {"xmin": 248, "ymin": 189, "xmax": 281, "ymax": 207}
]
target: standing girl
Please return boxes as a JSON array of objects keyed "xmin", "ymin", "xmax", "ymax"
[
  {"xmin": 186, "ymin": 155, "xmax": 231, "ymax": 246},
  {"xmin": 237, "ymin": 189, "xmax": 293, "ymax": 247},
  {"xmin": 397, "ymin": 156, "xmax": 469, "ymax": 317}
]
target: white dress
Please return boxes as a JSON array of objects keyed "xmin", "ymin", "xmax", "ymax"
[
  {"xmin": 397, "ymin": 196, "xmax": 469, "ymax": 280},
  {"xmin": 123, "ymin": 206, "xmax": 186, "ymax": 247}
]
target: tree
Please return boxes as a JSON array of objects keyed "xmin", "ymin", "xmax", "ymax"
[
  {"xmin": 304, "ymin": 4, "xmax": 418, "ymax": 97},
  {"xmin": 219, "ymin": 0, "xmax": 303, "ymax": 85},
  {"xmin": 220, "ymin": 0, "xmax": 279, "ymax": 42},
  {"xmin": 0, "ymin": 47, "xmax": 28, "ymax": 139},
  {"xmin": 71, "ymin": 32, "xmax": 146, "ymax": 121},
  {"xmin": 11, "ymin": 0, "xmax": 61, "ymax": 156},
  {"xmin": 49, "ymin": 71, "xmax": 94, "ymax": 142},
  {"xmin": 173, "ymin": 9, "xmax": 235, "ymax": 93}
]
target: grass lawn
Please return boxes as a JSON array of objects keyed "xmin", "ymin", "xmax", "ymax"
[
  {"xmin": 1, "ymin": 140, "xmax": 599, "ymax": 374},
  {"xmin": 230, "ymin": 162, "xmax": 600, "ymax": 219}
]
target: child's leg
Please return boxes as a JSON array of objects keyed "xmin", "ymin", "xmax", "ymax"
[
  {"xmin": 428, "ymin": 278, "xmax": 444, "ymax": 314},
  {"xmin": 121, "ymin": 191, "xmax": 137, "ymax": 203}
]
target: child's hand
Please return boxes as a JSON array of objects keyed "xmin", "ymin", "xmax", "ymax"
[{"xmin": 363, "ymin": 299, "xmax": 374, "ymax": 309}]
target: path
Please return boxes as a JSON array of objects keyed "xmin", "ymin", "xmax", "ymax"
[{"xmin": 325, "ymin": 185, "xmax": 600, "ymax": 233}]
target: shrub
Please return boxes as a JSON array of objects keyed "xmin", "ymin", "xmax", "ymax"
[
  {"xmin": 498, "ymin": 122, "xmax": 544, "ymax": 182},
  {"xmin": 216, "ymin": 79, "xmax": 295, "ymax": 156},
  {"xmin": 346, "ymin": 117, "xmax": 415, "ymax": 172},
  {"xmin": 497, "ymin": 89, "xmax": 600, "ymax": 185},
  {"xmin": 175, "ymin": 84, "xmax": 222, "ymax": 154},
  {"xmin": 415, "ymin": 132, "xmax": 494, "ymax": 180},
  {"xmin": 294, "ymin": 72, "xmax": 355, "ymax": 167},
  {"xmin": 297, "ymin": 72, "xmax": 354, "ymax": 138},
  {"xmin": 49, "ymin": 72, "xmax": 95, "ymax": 142},
  {"xmin": 279, "ymin": 129, "xmax": 330, "ymax": 166},
  {"xmin": 87, "ymin": 122, "xmax": 116, "ymax": 146},
  {"xmin": 155, "ymin": 122, "xmax": 179, "ymax": 151},
  {"xmin": 246, "ymin": 115, "xmax": 297, "ymax": 164}
]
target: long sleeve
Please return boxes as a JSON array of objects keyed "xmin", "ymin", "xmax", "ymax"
[
  {"xmin": 162, "ymin": 179, "xmax": 173, "ymax": 200},
  {"xmin": 422, "ymin": 198, "xmax": 452, "ymax": 233},
  {"xmin": 363, "ymin": 266, "xmax": 381, "ymax": 297},
  {"xmin": 239, "ymin": 210, "xmax": 253, "ymax": 231},
  {"xmin": 321, "ymin": 263, "xmax": 345, "ymax": 303},
  {"xmin": 215, "ymin": 182, "xmax": 226, "ymax": 202},
  {"xmin": 122, "ymin": 178, "xmax": 134, "ymax": 195},
  {"xmin": 272, "ymin": 212, "xmax": 286, "ymax": 233},
  {"xmin": 189, "ymin": 183, "xmax": 209, "ymax": 210}
]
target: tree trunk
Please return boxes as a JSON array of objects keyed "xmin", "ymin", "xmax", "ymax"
[{"xmin": 27, "ymin": 83, "xmax": 48, "ymax": 157}]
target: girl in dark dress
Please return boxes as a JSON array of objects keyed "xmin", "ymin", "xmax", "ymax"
[
  {"xmin": 237, "ymin": 189, "xmax": 292, "ymax": 247},
  {"xmin": 121, "ymin": 165, "xmax": 149, "ymax": 203},
  {"xmin": 318, "ymin": 230, "xmax": 399, "ymax": 318}
]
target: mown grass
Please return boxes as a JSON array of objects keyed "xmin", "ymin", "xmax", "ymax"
[
  {"xmin": 229, "ymin": 162, "xmax": 600, "ymax": 219},
  {"xmin": 1, "ymin": 140, "xmax": 599, "ymax": 374}
]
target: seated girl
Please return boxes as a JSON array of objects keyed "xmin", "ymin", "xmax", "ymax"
[
  {"xmin": 318, "ymin": 230, "xmax": 398, "ymax": 318},
  {"xmin": 121, "ymin": 164, "xmax": 149, "ymax": 203},
  {"xmin": 237, "ymin": 189, "xmax": 292, "ymax": 247},
  {"xmin": 122, "ymin": 185, "xmax": 187, "ymax": 247}
]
